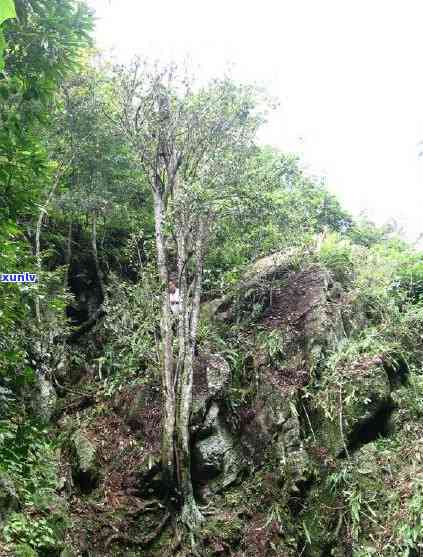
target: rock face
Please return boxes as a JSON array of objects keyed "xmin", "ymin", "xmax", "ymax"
[
  {"xmin": 211, "ymin": 259, "xmax": 345, "ymax": 487},
  {"xmin": 243, "ymin": 372, "xmax": 310, "ymax": 485},
  {"xmin": 114, "ymin": 347, "xmax": 314, "ymax": 496},
  {"xmin": 315, "ymin": 357, "xmax": 392, "ymax": 457},
  {"xmin": 192, "ymin": 353, "xmax": 244, "ymax": 492},
  {"xmin": 192, "ymin": 258, "xmax": 346, "ymax": 493},
  {"xmin": 193, "ymin": 402, "xmax": 243, "ymax": 492}
]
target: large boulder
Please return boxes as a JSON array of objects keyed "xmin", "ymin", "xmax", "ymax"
[{"xmin": 199, "ymin": 257, "xmax": 347, "ymax": 492}]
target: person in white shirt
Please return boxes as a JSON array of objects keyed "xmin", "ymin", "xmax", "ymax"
[{"xmin": 169, "ymin": 280, "xmax": 181, "ymax": 314}]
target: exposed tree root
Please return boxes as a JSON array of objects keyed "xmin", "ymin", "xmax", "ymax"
[
  {"xmin": 88, "ymin": 498, "xmax": 162, "ymax": 515},
  {"xmin": 104, "ymin": 511, "xmax": 170, "ymax": 549},
  {"xmin": 181, "ymin": 498, "xmax": 205, "ymax": 530},
  {"xmin": 126, "ymin": 498, "xmax": 163, "ymax": 516}
]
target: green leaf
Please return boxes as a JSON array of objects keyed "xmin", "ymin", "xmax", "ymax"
[{"xmin": 0, "ymin": 0, "xmax": 16, "ymax": 25}]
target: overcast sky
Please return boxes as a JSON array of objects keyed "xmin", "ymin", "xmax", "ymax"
[{"xmin": 87, "ymin": 0, "xmax": 423, "ymax": 243}]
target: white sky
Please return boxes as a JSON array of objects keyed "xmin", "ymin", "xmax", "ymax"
[{"xmin": 87, "ymin": 0, "xmax": 423, "ymax": 243}]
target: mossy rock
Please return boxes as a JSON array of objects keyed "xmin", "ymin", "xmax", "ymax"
[
  {"xmin": 193, "ymin": 402, "xmax": 243, "ymax": 493},
  {"xmin": 192, "ymin": 352, "xmax": 231, "ymax": 421},
  {"xmin": 33, "ymin": 374, "xmax": 57, "ymax": 422},
  {"xmin": 70, "ymin": 429, "xmax": 99, "ymax": 493},
  {"xmin": 243, "ymin": 248, "xmax": 299, "ymax": 279},
  {"xmin": 241, "ymin": 372, "xmax": 310, "ymax": 488}
]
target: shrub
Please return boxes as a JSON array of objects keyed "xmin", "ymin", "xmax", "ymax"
[{"xmin": 318, "ymin": 233, "xmax": 355, "ymax": 283}]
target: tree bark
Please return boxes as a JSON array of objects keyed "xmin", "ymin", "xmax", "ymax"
[
  {"xmin": 152, "ymin": 187, "xmax": 176, "ymax": 491},
  {"xmin": 175, "ymin": 217, "xmax": 206, "ymax": 527}
]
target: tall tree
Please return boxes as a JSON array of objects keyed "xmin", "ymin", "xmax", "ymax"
[
  {"xmin": 0, "ymin": 0, "xmax": 93, "ymax": 407},
  {"xmin": 116, "ymin": 60, "xmax": 266, "ymax": 526},
  {"xmin": 48, "ymin": 60, "xmax": 150, "ymax": 327}
]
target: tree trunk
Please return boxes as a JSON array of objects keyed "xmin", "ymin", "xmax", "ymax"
[
  {"xmin": 34, "ymin": 162, "xmax": 71, "ymax": 321},
  {"xmin": 35, "ymin": 207, "xmax": 44, "ymax": 323},
  {"xmin": 151, "ymin": 156, "xmax": 206, "ymax": 526},
  {"xmin": 152, "ymin": 187, "xmax": 176, "ymax": 491},
  {"xmin": 175, "ymin": 217, "xmax": 206, "ymax": 527},
  {"xmin": 91, "ymin": 213, "xmax": 105, "ymax": 303}
]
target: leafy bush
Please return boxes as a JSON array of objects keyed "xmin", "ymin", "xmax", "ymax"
[
  {"xmin": 0, "ymin": 419, "xmax": 66, "ymax": 552},
  {"xmin": 392, "ymin": 256, "xmax": 423, "ymax": 303},
  {"xmin": 318, "ymin": 233, "xmax": 355, "ymax": 283},
  {"xmin": 102, "ymin": 266, "xmax": 161, "ymax": 384}
]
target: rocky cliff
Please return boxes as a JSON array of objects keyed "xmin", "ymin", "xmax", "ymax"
[{"xmin": 2, "ymin": 248, "xmax": 422, "ymax": 557}]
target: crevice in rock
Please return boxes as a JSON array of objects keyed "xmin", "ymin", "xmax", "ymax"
[
  {"xmin": 338, "ymin": 400, "xmax": 395, "ymax": 458},
  {"xmin": 72, "ymin": 468, "xmax": 99, "ymax": 495}
]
